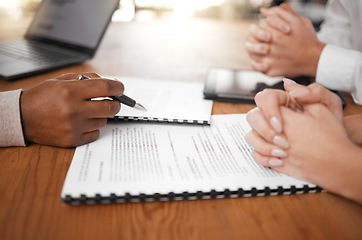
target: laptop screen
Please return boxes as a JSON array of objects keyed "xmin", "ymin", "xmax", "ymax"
[{"xmin": 26, "ymin": 0, "xmax": 119, "ymax": 50}]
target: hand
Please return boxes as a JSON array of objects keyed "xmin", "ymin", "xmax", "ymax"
[
  {"xmin": 252, "ymin": 104, "xmax": 362, "ymax": 204},
  {"xmin": 245, "ymin": 4, "xmax": 325, "ymax": 77},
  {"xmin": 245, "ymin": 4, "xmax": 296, "ymax": 59},
  {"xmin": 20, "ymin": 73, "xmax": 124, "ymax": 147},
  {"xmin": 245, "ymin": 79, "xmax": 343, "ymax": 165}
]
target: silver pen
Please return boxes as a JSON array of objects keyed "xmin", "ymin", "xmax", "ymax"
[{"xmin": 77, "ymin": 75, "xmax": 147, "ymax": 111}]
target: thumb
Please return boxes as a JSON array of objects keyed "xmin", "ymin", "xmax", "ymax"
[
  {"xmin": 280, "ymin": 3, "xmax": 298, "ymax": 16},
  {"xmin": 283, "ymin": 79, "xmax": 343, "ymax": 122}
]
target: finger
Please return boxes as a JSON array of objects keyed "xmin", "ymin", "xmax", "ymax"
[
  {"xmin": 53, "ymin": 73, "xmax": 80, "ymax": 81},
  {"xmin": 287, "ymin": 82, "xmax": 343, "ymax": 121},
  {"xmin": 280, "ymin": 3, "xmax": 298, "ymax": 16},
  {"xmin": 53, "ymin": 72, "xmax": 101, "ymax": 81},
  {"xmin": 79, "ymin": 130, "xmax": 100, "ymax": 146},
  {"xmin": 260, "ymin": 5, "xmax": 297, "ymax": 23},
  {"xmin": 265, "ymin": 15, "xmax": 291, "ymax": 34},
  {"xmin": 83, "ymin": 118, "xmax": 108, "ymax": 133},
  {"xmin": 61, "ymin": 129, "xmax": 100, "ymax": 147},
  {"xmin": 251, "ymin": 150, "xmax": 284, "ymax": 167},
  {"xmin": 254, "ymin": 89, "xmax": 292, "ymax": 133},
  {"xmin": 251, "ymin": 60, "xmax": 269, "ymax": 72},
  {"xmin": 245, "ymin": 41, "xmax": 270, "ymax": 55},
  {"xmin": 76, "ymin": 78, "xmax": 125, "ymax": 99},
  {"xmin": 83, "ymin": 99, "xmax": 121, "ymax": 118},
  {"xmin": 249, "ymin": 24, "xmax": 272, "ymax": 43},
  {"xmin": 246, "ymin": 107, "xmax": 289, "ymax": 149},
  {"xmin": 245, "ymin": 130, "xmax": 288, "ymax": 158}
]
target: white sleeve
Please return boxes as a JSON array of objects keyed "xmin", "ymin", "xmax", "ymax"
[
  {"xmin": 317, "ymin": 0, "xmax": 353, "ymax": 49},
  {"xmin": 316, "ymin": 44, "xmax": 362, "ymax": 105},
  {"xmin": 0, "ymin": 90, "xmax": 26, "ymax": 147}
]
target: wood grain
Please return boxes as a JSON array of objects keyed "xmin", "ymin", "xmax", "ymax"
[{"xmin": 1, "ymin": 17, "xmax": 362, "ymax": 240}]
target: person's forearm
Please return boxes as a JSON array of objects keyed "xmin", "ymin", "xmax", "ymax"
[
  {"xmin": 333, "ymin": 143, "xmax": 362, "ymax": 204},
  {"xmin": 315, "ymin": 142, "xmax": 362, "ymax": 205},
  {"xmin": 344, "ymin": 114, "xmax": 362, "ymax": 146}
]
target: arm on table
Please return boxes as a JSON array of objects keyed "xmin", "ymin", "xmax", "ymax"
[{"xmin": 0, "ymin": 72, "xmax": 124, "ymax": 148}]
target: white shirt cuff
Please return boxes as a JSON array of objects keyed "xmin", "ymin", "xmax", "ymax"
[{"xmin": 316, "ymin": 44, "xmax": 360, "ymax": 92}]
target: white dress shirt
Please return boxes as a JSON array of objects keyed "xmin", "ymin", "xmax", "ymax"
[{"xmin": 317, "ymin": 0, "xmax": 362, "ymax": 105}]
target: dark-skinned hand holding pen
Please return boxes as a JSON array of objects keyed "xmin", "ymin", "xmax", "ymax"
[{"xmin": 21, "ymin": 73, "xmax": 125, "ymax": 147}]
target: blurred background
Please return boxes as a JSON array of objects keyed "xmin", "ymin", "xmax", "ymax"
[{"xmin": 0, "ymin": 0, "xmax": 327, "ymax": 28}]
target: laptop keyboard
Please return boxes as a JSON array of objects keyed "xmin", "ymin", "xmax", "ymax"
[{"xmin": 0, "ymin": 39, "xmax": 77, "ymax": 65}]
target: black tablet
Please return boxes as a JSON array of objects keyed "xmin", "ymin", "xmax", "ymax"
[{"xmin": 203, "ymin": 68, "xmax": 284, "ymax": 104}]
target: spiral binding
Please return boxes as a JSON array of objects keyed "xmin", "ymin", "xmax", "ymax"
[
  {"xmin": 62, "ymin": 185, "xmax": 323, "ymax": 205},
  {"xmin": 109, "ymin": 116, "xmax": 209, "ymax": 125}
]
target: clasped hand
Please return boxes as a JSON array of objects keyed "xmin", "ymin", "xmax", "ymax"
[
  {"xmin": 245, "ymin": 80, "xmax": 362, "ymax": 204},
  {"xmin": 245, "ymin": 3, "xmax": 325, "ymax": 77}
]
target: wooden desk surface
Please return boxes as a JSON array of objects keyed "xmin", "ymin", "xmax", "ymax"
[{"xmin": 1, "ymin": 18, "xmax": 362, "ymax": 240}]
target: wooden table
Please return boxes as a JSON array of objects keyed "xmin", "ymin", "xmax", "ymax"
[{"xmin": 1, "ymin": 17, "xmax": 362, "ymax": 240}]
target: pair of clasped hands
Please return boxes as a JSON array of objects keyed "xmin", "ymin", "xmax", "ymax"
[
  {"xmin": 246, "ymin": 79, "xmax": 362, "ymax": 204},
  {"xmin": 245, "ymin": 4, "xmax": 362, "ymax": 203},
  {"xmin": 244, "ymin": 4, "xmax": 362, "ymax": 204}
]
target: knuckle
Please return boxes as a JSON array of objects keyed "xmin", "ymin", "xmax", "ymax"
[
  {"xmin": 61, "ymin": 121, "xmax": 76, "ymax": 136},
  {"xmin": 244, "ymin": 131, "xmax": 253, "ymax": 144},
  {"xmin": 57, "ymin": 84, "xmax": 77, "ymax": 105},
  {"xmin": 310, "ymin": 83, "xmax": 324, "ymax": 93},
  {"xmin": 246, "ymin": 107, "xmax": 259, "ymax": 122},
  {"xmin": 97, "ymin": 119, "xmax": 108, "ymax": 128},
  {"xmin": 61, "ymin": 134, "xmax": 79, "ymax": 147},
  {"xmin": 103, "ymin": 101, "xmax": 120, "ymax": 116},
  {"xmin": 272, "ymin": 32, "xmax": 282, "ymax": 42},
  {"xmin": 264, "ymin": 128, "xmax": 277, "ymax": 142},
  {"xmin": 83, "ymin": 72, "xmax": 101, "ymax": 78},
  {"xmin": 312, "ymin": 103, "xmax": 326, "ymax": 114},
  {"xmin": 60, "ymin": 101, "xmax": 77, "ymax": 118},
  {"xmin": 251, "ymin": 151, "xmax": 267, "ymax": 166},
  {"xmin": 258, "ymin": 144, "xmax": 271, "ymax": 156},
  {"xmin": 116, "ymin": 81, "xmax": 125, "ymax": 95},
  {"xmin": 266, "ymin": 16, "xmax": 276, "ymax": 26},
  {"xmin": 90, "ymin": 130, "xmax": 100, "ymax": 143},
  {"xmin": 101, "ymin": 80, "xmax": 112, "ymax": 94},
  {"xmin": 56, "ymin": 73, "xmax": 78, "ymax": 80},
  {"xmin": 255, "ymin": 88, "xmax": 272, "ymax": 103},
  {"xmin": 84, "ymin": 131, "xmax": 100, "ymax": 145}
]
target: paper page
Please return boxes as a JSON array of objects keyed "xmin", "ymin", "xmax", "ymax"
[
  {"xmin": 61, "ymin": 114, "xmax": 314, "ymax": 199},
  {"xmin": 111, "ymin": 77, "xmax": 213, "ymax": 124}
]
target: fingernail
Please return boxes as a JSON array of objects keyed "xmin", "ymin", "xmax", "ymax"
[
  {"xmin": 269, "ymin": 158, "xmax": 283, "ymax": 166},
  {"xmin": 249, "ymin": 24, "xmax": 257, "ymax": 33},
  {"xmin": 257, "ymin": 44, "xmax": 268, "ymax": 53},
  {"xmin": 270, "ymin": 116, "xmax": 282, "ymax": 133},
  {"xmin": 245, "ymin": 41, "xmax": 252, "ymax": 50},
  {"xmin": 260, "ymin": 31, "xmax": 271, "ymax": 41},
  {"xmin": 273, "ymin": 135, "xmax": 289, "ymax": 149},
  {"xmin": 282, "ymin": 25, "xmax": 290, "ymax": 33},
  {"xmin": 290, "ymin": 88, "xmax": 309, "ymax": 98},
  {"xmin": 271, "ymin": 149, "xmax": 287, "ymax": 158},
  {"xmin": 283, "ymin": 78, "xmax": 296, "ymax": 85}
]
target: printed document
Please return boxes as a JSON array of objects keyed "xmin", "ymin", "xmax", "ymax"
[{"xmin": 61, "ymin": 114, "xmax": 314, "ymax": 199}]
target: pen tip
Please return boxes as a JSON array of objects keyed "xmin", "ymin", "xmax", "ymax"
[{"xmin": 135, "ymin": 103, "xmax": 147, "ymax": 111}]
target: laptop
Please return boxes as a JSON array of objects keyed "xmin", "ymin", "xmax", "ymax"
[{"xmin": 0, "ymin": 0, "xmax": 119, "ymax": 81}]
